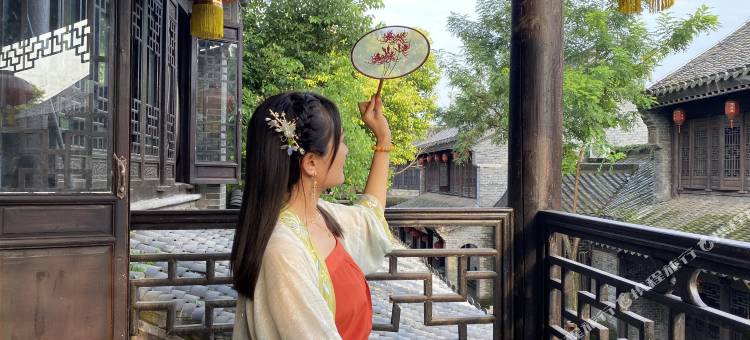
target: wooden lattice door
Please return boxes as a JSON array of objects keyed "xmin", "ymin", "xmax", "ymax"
[{"xmin": 0, "ymin": 1, "xmax": 130, "ymax": 338}]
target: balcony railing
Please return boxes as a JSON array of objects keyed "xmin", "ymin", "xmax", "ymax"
[
  {"xmin": 129, "ymin": 208, "xmax": 750, "ymax": 340},
  {"xmin": 540, "ymin": 210, "xmax": 750, "ymax": 339},
  {"xmin": 129, "ymin": 208, "xmax": 512, "ymax": 339}
]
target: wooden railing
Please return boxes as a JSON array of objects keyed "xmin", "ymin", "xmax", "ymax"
[
  {"xmin": 129, "ymin": 208, "xmax": 512, "ymax": 339},
  {"xmin": 540, "ymin": 210, "xmax": 750, "ymax": 339}
]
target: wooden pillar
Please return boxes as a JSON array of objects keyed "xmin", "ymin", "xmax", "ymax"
[{"xmin": 508, "ymin": 0, "xmax": 564, "ymax": 339}]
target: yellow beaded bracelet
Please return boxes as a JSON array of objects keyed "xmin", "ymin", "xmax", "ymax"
[{"xmin": 372, "ymin": 144, "xmax": 394, "ymax": 152}]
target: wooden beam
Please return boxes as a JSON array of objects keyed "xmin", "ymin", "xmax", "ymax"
[{"xmin": 508, "ymin": 0, "xmax": 564, "ymax": 339}]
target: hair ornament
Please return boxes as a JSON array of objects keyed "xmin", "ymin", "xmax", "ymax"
[{"xmin": 265, "ymin": 109, "xmax": 305, "ymax": 156}]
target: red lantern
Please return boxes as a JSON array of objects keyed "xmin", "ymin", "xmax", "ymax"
[
  {"xmin": 418, "ymin": 157, "xmax": 424, "ymax": 166},
  {"xmin": 434, "ymin": 240, "xmax": 444, "ymax": 248},
  {"xmin": 441, "ymin": 153, "xmax": 449, "ymax": 162},
  {"xmin": 433, "ymin": 154, "xmax": 440, "ymax": 162},
  {"xmin": 725, "ymin": 100, "xmax": 740, "ymax": 128},
  {"xmin": 673, "ymin": 108, "xmax": 686, "ymax": 134}
]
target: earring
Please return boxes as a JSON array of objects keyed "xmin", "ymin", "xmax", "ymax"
[{"xmin": 312, "ymin": 174, "xmax": 318, "ymax": 201}]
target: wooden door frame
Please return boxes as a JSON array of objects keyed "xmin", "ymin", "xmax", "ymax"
[
  {"xmin": 114, "ymin": 0, "xmax": 132, "ymax": 337},
  {"xmin": 0, "ymin": 1, "xmax": 130, "ymax": 338}
]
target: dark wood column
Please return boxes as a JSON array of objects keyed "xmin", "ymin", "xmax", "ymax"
[{"xmin": 508, "ymin": 0, "xmax": 564, "ymax": 338}]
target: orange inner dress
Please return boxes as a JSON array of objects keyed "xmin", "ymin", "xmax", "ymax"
[{"xmin": 325, "ymin": 237, "xmax": 373, "ymax": 340}]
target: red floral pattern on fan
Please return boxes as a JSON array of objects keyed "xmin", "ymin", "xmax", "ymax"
[{"xmin": 368, "ymin": 30, "xmax": 412, "ymax": 77}]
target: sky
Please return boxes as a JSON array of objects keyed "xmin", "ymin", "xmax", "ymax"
[{"xmin": 369, "ymin": 1, "xmax": 750, "ymax": 108}]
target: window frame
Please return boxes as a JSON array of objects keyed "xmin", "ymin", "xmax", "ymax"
[
  {"xmin": 187, "ymin": 26, "xmax": 242, "ymax": 184},
  {"xmin": 678, "ymin": 112, "xmax": 748, "ymax": 193}
]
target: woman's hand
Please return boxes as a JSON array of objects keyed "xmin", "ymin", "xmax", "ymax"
[{"xmin": 358, "ymin": 95, "xmax": 391, "ymax": 145}]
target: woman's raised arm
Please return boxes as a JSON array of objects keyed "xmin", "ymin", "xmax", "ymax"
[{"xmin": 358, "ymin": 95, "xmax": 391, "ymax": 207}]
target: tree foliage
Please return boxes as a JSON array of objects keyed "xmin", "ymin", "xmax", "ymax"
[
  {"xmin": 241, "ymin": 0, "xmax": 440, "ymax": 199},
  {"xmin": 439, "ymin": 0, "xmax": 719, "ymax": 173}
]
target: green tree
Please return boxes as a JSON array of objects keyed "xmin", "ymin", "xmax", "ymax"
[
  {"xmin": 241, "ymin": 0, "xmax": 383, "ymax": 111},
  {"xmin": 439, "ymin": 0, "xmax": 719, "ymax": 173},
  {"xmin": 241, "ymin": 1, "xmax": 440, "ymax": 199}
]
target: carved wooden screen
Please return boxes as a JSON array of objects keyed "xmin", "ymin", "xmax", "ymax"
[
  {"xmin": 679, "ymin": 121, "xmax": 691, "ymax": 188},
  {"xmin": 709, "ymin": 118, "xmax": 721, "ymax": 189},
  {"xmin": 722, "ymin": 115, "xmax": 741, "ymax": 190},
  {"xmin": 679, "ymin": 114, "xmax": 748, "ymax": 192},
  {"xmin": 130, "ymin": 0, "xmax": 178, "ymax": 186}
]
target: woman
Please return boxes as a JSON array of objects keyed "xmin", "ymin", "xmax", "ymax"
[{"xmin": 231, "ymin": 91, "xmax": 395, "ymax": 339}]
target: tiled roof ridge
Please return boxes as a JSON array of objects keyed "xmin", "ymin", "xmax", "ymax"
[{"xmin": 648, "ymin": 20, "xmax": 750, "ymax": 96}]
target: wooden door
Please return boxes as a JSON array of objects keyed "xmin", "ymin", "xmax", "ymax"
[{"xmin": 0, "ymin": 0, "xmax": 130, "ymax": 338}]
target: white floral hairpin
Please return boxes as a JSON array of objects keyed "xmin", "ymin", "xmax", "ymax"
[{"xmin": 265, "ymin": 109, "xmax": 305, "ymax": 156}]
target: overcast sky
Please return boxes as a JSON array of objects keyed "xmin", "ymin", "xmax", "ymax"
[{"xmin": 369, "ymin": 1, "xmax": 750, "ymax": 108}]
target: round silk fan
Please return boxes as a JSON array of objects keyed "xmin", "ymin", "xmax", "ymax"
[{"xmin": 351, "ymin": 26, "xmax": 430, "ymax": 96}]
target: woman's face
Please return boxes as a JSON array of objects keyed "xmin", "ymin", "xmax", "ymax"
[{"xmin": 318, "ymin": 133, "xmax": 348, "ymax": 190}]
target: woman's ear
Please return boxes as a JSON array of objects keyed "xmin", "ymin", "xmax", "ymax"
[{"xmin": 300, "ymin": 153, "xmax": 317, "ymax": 177}]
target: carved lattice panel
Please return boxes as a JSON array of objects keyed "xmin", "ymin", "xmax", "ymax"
[
  {"xmin": 724, "ymin": 126, "xmax": 740, "ymax": 178},
  {"xmin": 710, "ymin": 124, "xmax": 720, "ymax": 178},
  {"xmin": 693, "ymin": 127, "xmax": 707, "ymax": 177},
  {"xmin": 681, "ymin": 126, "xmax": 690, "ymax": 177}
]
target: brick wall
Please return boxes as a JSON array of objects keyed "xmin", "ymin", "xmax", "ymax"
[
  {"xmin": 439, "ymin": 226, "xmax": 496, "ymax": 301},
  {"xmin": 195, "ymin": 184, "xmax": 227, "ymax": 209},
  {"xmin": 605, "ymin": 115, "xmax": 649, "ymax": 147},
  {"xmin": 472, "ymin": 138, "xmax": 508, "ymax": 207},
  {"xmin": 642, "ymin": 111, "xmax": 673, "ymax": 202}
]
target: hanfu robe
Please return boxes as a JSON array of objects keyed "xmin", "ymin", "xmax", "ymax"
[{"xmin": 232, "ymin": 194, "xmax": 394, "ymax": 340}]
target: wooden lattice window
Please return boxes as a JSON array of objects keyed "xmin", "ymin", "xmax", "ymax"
[
  {"xmin": 681, "ymin": 128, "xmax": 690, "ymax": 177},
  {"xmin": 187, "ymin": 28, "xmax": 242, "ymax": 184},
  {"xmin": 693, "ymin": 127, "xmax": 707, "ymax": 176},
  {"xmin": 438, "ymin": 162, "xmax": 449, "ymax": 188},
  {"xmin": 392, "ymin": 165, "xmax": 419, "ymax": 190},
  {"xmin": 724, "ymin": 126, "xmax": 740, "ymax": 178},
  {"xmin": 679, "ymin": 114, "xmax": 747, "ymax": 192},
  {"xmin": 129, "ymin": 0, "xmax": 180, "ymax": 185},
  {"xmin": 710, "ymin": 123, "xmax": 720, "ymax": 178}
]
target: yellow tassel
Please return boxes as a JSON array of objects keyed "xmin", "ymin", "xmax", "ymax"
[
  {"xmin": 649, "ymin": 0, "xmax": 675, "ymax": 13},
  {"xmin": 191, "ymin": 0, "xmax": 224, "ymax": 40},
  {"xmin": 618, "ymin": 0, "xmax": 641, "ymax": 14}
]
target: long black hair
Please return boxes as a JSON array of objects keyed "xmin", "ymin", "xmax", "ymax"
[{"xmin": 231, "ymin": 92, "xmax": 345, "ymax": 298}]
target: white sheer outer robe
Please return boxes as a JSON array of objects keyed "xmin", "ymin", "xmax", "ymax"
[{"xmin": 232, "ymin": 194, "xmax": 395, "ymax": 340}]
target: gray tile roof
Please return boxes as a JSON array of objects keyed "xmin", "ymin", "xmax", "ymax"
[
  {"xmin": 648, "ymin": 20, "xmax": 750, "ymax": 97},
  {"xmin": 414, "ymin": 128, "xmax": 458, "ymax": 151},
  {"xmin": 130, "ymin": 229, "xmax": 493, "ymax": 339}
]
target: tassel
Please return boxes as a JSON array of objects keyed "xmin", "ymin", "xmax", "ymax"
[
  {"xmin": 191, "ymin": 0, "xmax": 224, "ymax": 40},
  {"xmin": 618, "ymin": 0, "xmax": 641, "ymax": 14},
  {"xmin": 649, "ymin": 0, "xmax": 675, "ymax": 13},
  {"xmin": 618, "ymin": 0, "xmax": 676, "ymax": 14}
]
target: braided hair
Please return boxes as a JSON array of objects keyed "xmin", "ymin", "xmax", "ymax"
[{"xmin": 231, "ymin": 91, "xmax": 344, "ymax": 298}]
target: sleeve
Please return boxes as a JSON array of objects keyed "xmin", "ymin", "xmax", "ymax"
[
  {"xmin": 261, "ymin": 242, "xmax": 342, "ymax": 340},
  {"xmin": 320, "ymin": 194, "xmax": 395, "ymax": 275}
]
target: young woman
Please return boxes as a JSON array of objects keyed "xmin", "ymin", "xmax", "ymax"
[{"xmin": 231, "ymin": 91, "xmax": 395, "ymax": 339}]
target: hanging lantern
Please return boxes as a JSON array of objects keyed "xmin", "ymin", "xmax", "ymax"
[
  {"xmin": 434, "ymin": 240, "xmax": 444, "ymax": 248},
  {"xmin": 191, "ymin": 0, "xmax": 224, "ymax": 39},
  {"xmin": 618, "ymin": 0, "xmax": 675, "ymax": 14},
  {"xmin": 725, "ymin": 100, "xmax": 740, "ymax": 128},
  {"xmin": 673, "ymin": 108, "xmax": 686, "ymax": 134},
  {"xmin": 441, "ymin": 153, "xmax": 449, "ymax": 162},
  {"xmin": 418, "ymin": 157, "xmax": 424, "ymax": 166},
  {"xmin": 433, "ymin": 154, "xmax": 440, "ymax": 162}
]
